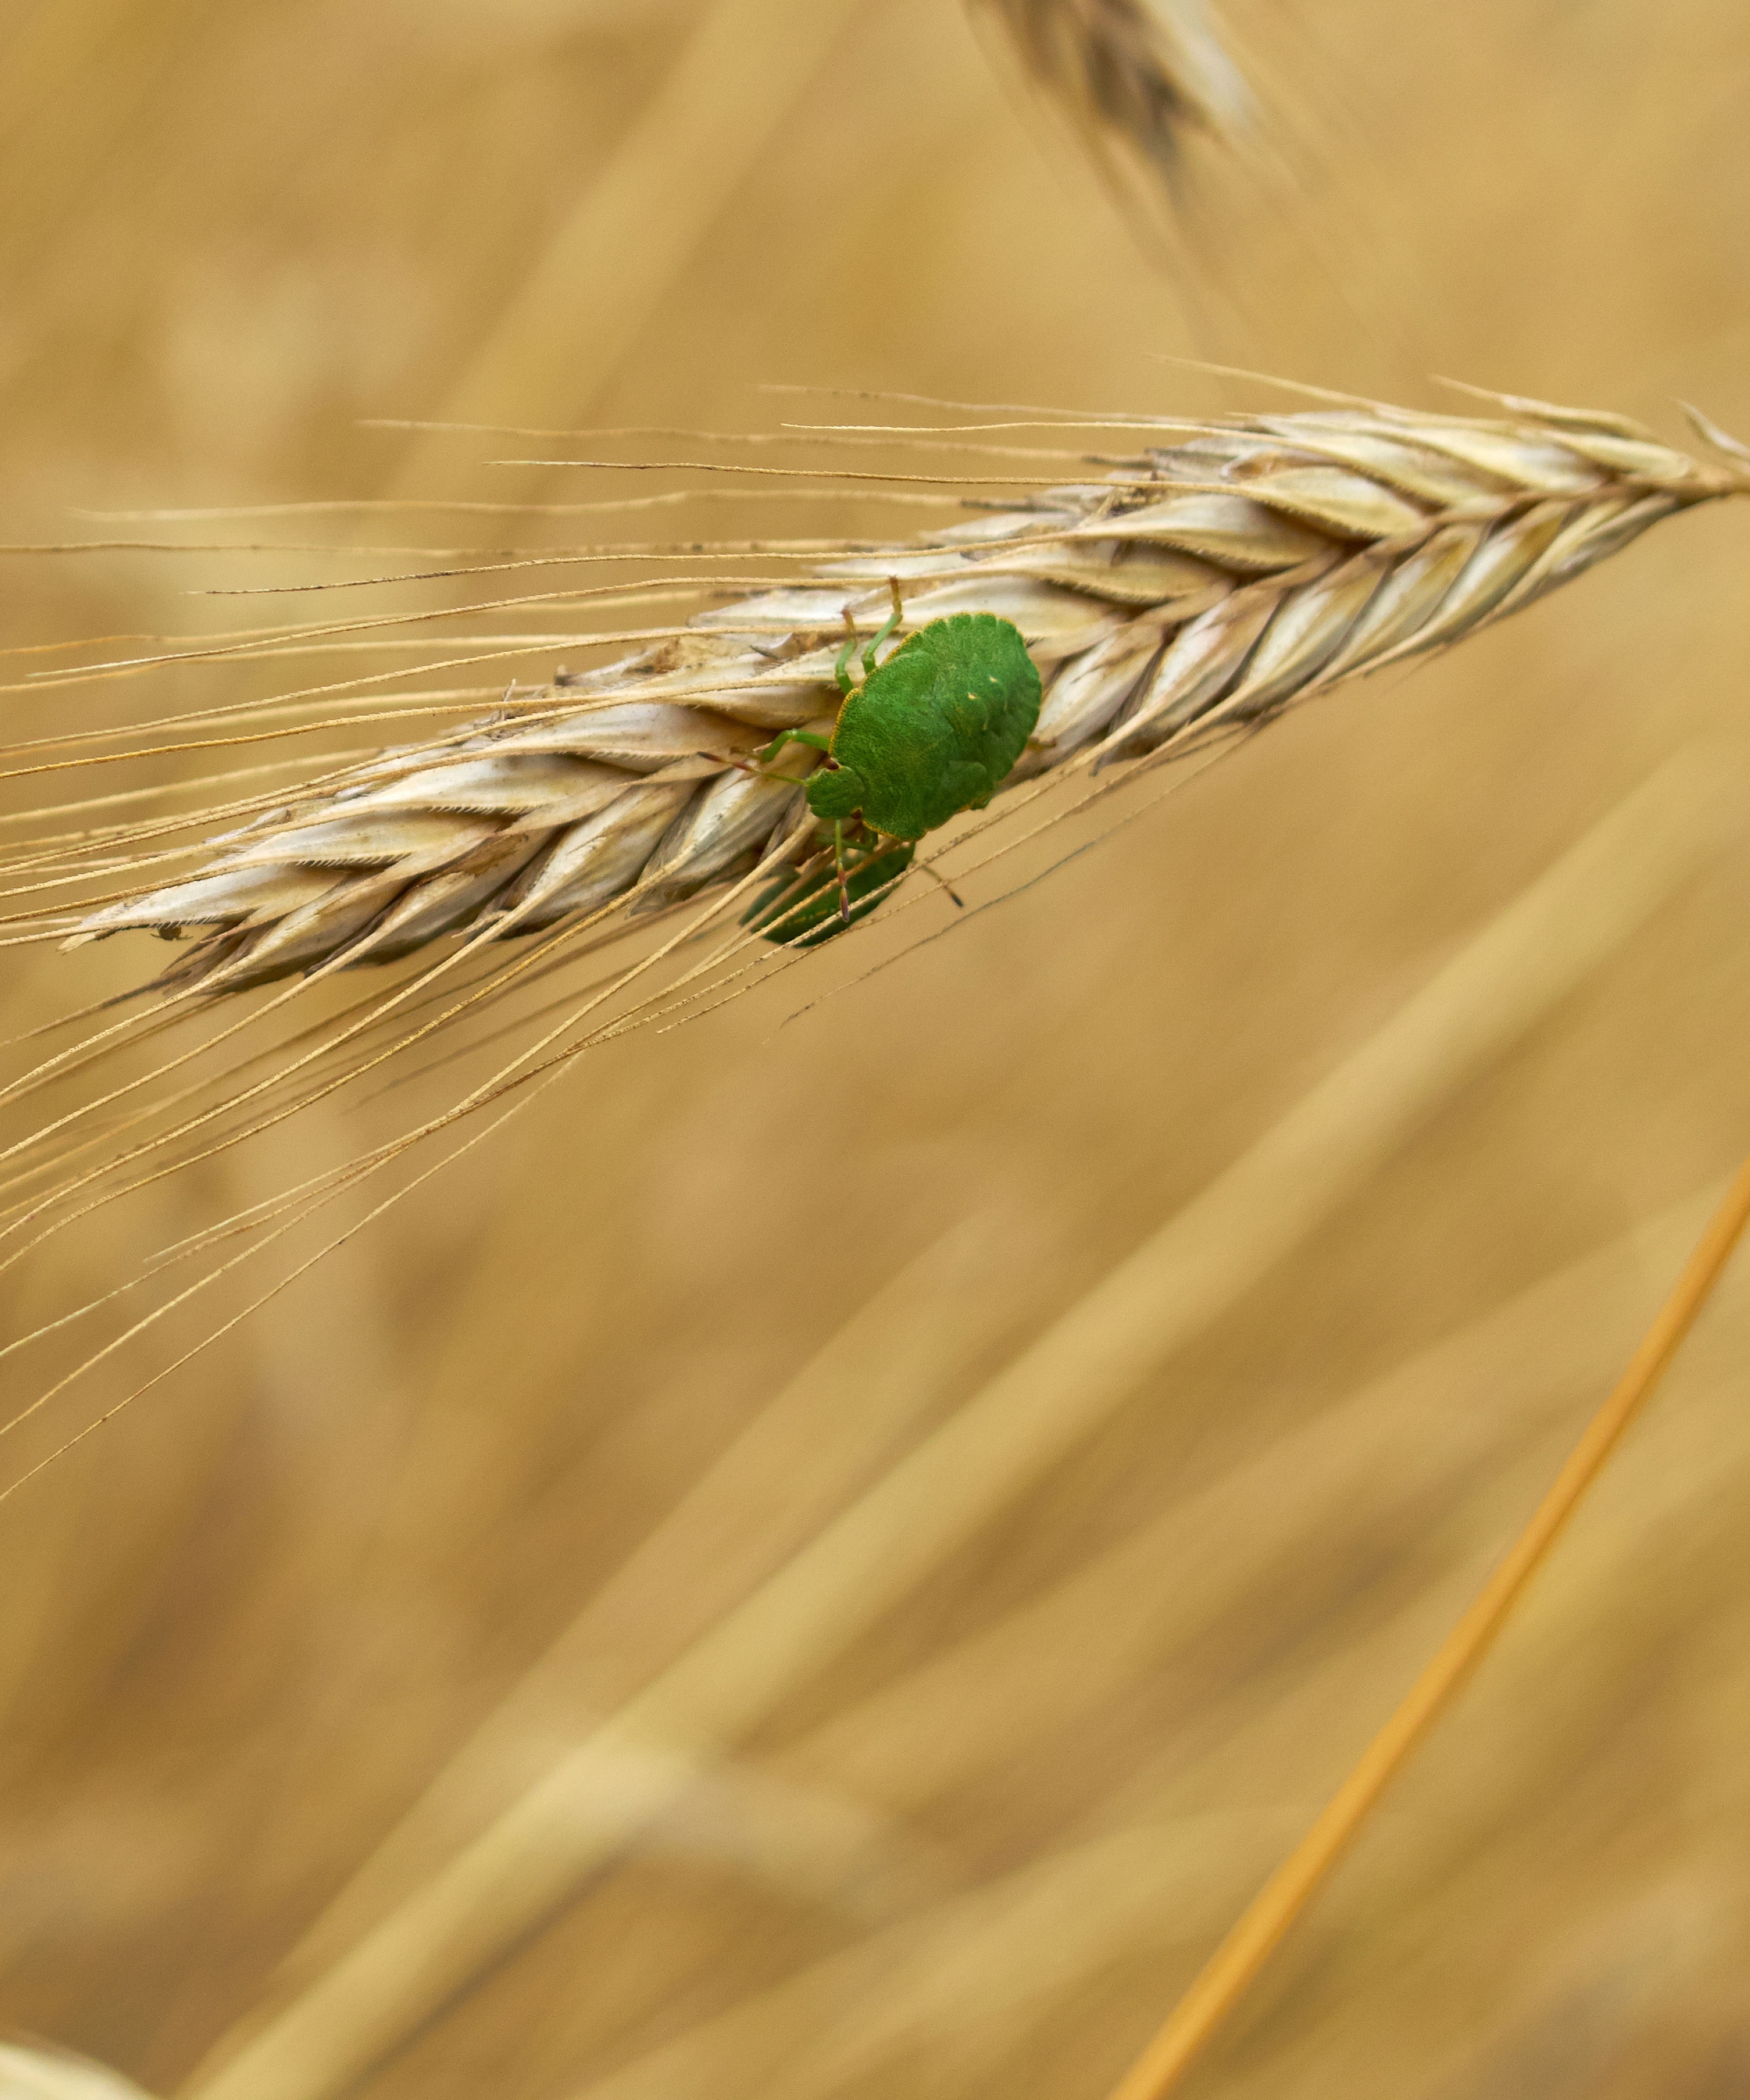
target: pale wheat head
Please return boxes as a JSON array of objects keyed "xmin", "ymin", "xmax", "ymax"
[
  {"xmin": 0, "ymin": 384, "xmax": 1742, "ymax": 1498},
  {"xmin": 56, "ymin": 389, "xmax": 1744, "ymax": 993}
]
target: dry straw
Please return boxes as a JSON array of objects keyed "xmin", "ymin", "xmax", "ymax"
[
  {"xmin": 5, "ymin": 384, "xmax": 1750, "ymax": 2090},
  {"xmin": 11, "ymin": 0, "xmax": 1744, "ymax": 2093},
  {"xmin": 1105, "ymin": 1151, "xmax": 1750, "ymax": 2097},
  {"xmin": 564, "ymin": 1180, "xmax": 1746, "ymax": 2100},
  {"xmin": 0, "ymin": 2047, "xmax": 153, "ymax": 2100},
  {"xmin": 172, "ymin": 749, "xmax": 1745, "ymax": 2100},
  {"xmin": 383, "ymin": 0, "xmax": 866, "ymax": 501}
]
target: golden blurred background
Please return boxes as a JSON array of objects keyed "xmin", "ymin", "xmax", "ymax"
[{"xmin": 4, "ymin": 3, "xmax": 1750, "ymax": 2096}]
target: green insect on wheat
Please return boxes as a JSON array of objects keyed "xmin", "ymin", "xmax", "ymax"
[{"xmin": 744, "ymin": 586, "xmax": 1043, "ymax": 941}]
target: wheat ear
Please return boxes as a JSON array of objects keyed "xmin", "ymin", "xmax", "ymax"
[
  {"xmin": 47, "ymin": 390, "xmax": 1746, "ymax": 995},
  {"xmin": 4, "ymin": 389, "xmax": 1741, "ymax": 1480},
  {"xmin": 1105, "ymin": 1148, "xmax": 1750, "ymax": 2097}
]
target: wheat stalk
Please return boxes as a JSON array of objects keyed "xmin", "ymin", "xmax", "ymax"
[
  {"xmin": 0, "ymin": 2046, "xmax": 153, "ymax": 2100},
  {"xmin": 1106, "ymin": 1150, "xmax": 1750, "ymax": 2097},
  {"xmin": 166, "ymin": 750, "xmax": 1743, "ymax": 2100},
  {"xmin": 51, "ymin": 391, "xmax": 1748, "ymax": 995}
]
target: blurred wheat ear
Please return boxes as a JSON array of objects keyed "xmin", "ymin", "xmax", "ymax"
[{"xmin": 968, "ymin": 0, "xmax": 1257, "ymax": 200}]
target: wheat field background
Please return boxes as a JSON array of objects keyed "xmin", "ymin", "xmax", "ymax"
[{"xmin": 4, "ymin": 4, "xmax": 1750, "ymax": 2096}]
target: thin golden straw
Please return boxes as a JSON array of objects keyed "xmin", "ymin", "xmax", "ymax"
[{"xmin": 1106, "ymin": 1145, "xmax": 1750, "ymax": 2100}]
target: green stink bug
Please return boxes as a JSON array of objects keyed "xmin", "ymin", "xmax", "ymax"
[{"xmin": 745, "ymin": 583, "xmax": 1042, "ymax": 939}]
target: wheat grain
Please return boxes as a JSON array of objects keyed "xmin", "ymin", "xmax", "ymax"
[{"xmin": 50, "ymin": 392, "xmax": 1746, "ymax": 996}]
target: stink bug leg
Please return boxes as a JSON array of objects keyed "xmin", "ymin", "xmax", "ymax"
[
  {"xmin": 834, "ymin": 613, "xmax": 861, "ymax": 698},
  {"xmin": 705, "ymin": 728, "xmax": 832, "ymax": 784},
  {"xmin": 751, "ymin": 728, "xmax": 832, "ymax": 768},
  {"xmin": 835, "ymin": 577, "xmax": 906, "ymax": 694},
  {"xmin": 862, "ymin": 577, "xmax": 905, "ymax": 680}
]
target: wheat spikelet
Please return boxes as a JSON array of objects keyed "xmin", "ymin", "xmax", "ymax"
[{"xmin": 47, "ymin": 391, "xmax": 1746, "ymax": 994}]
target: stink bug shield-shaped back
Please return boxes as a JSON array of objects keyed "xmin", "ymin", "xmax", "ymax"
[
  {"xmin": 808, "ymin": 610, "xmax": 1044, "ymax": 840},
  {"xmin": 745, "ymin": 589, "xmax": 1043, "ymax": 942}
]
